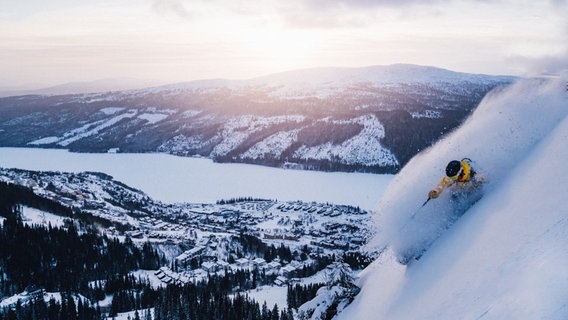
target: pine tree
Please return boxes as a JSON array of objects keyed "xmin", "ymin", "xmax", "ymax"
[
  {"xmin": 325, "ymin": 261, "xmax": 356, "ymax": 291},
  {"xmin": 271, "ymin": 304, "xmax": 279, "ymax": 320}
]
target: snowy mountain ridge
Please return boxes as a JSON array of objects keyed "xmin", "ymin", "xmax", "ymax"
[
  {"xmin": 153, "ymin": 64, "xmax": 514, "ymax": 100},
  {"xmin": 0, "ymin": 64, "xmax": 515, "ymax": 173},
  {"xmin": 249, "ymin": 64, "xmax": 512, "ymax": 86},
  {"xmin": 335, "ymin": 76, "xmax": 568, "ymax": 319}
]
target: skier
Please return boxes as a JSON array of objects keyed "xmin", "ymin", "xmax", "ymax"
[{"xmin": 428, "ymin": 158, "xmax": 480, "ymax": 200}]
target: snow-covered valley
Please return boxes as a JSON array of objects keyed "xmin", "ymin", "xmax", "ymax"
[
  {"xmin": 0, "ymin": 148, "xmax": 391, "ymax": 210},
  {"xmin": 1, "ymin": 67, "xmax": 566, "ymax": 319}
]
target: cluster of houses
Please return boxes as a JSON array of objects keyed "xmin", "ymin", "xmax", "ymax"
[
  {"xmin": 276, "ymin": 202, "xmax": 364, "ymax": 217},
  {"xmin": 2, "ymin": 169, "xmax": 372, "ymax": 289},
  {"xmin": 155, "ymin": 252, "xmax": 306, "ymax": 287},
  {"xmin": 0, "ymin": 285, "xmax": 46, "ymax": 309},
  {"xmin": 151, "ymin": 232, "xmax": 315, "ymax": 287},
  {"xmin": 124, "ymin": 200, "xmax": 369, "ymax": 253},
  {"xmin": 1, "ymin": 169, "xmax": 371, "ymax": 253}
]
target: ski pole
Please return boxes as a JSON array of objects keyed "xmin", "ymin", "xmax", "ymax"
[
  {"xmin": 401, "ymin": 197, "xmax": 434, "ymax": 233},
  {"xmin": 410, "ymin": 197, "xmax": 431, "ymax": 219},
  {"xmin": 420, "ymin": 197, "xmax": 431, "ymax": 207}
]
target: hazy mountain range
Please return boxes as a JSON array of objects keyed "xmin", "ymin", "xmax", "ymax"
[
  {"xmin": 0, "ymin": 64, "xmax": 515, "ymax": 173},
  {"xmin": 0, "ymin": 78, "xmax": 167, "ymax": 98}
]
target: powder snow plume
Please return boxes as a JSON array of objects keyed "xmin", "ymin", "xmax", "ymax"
[
  {"xmin": 367, "ymin": 76, "xmax": 568, "ymax": 261},
  {"xmin": 332, "ymin": 75, "xmax": 568, "ymax": 319}
]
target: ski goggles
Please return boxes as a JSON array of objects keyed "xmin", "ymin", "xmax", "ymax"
[{"xmin": 449, "ymin": 170, "xmax": 462, "ymax": 181}]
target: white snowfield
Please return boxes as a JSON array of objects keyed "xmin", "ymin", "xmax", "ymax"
[
  {"xmin": 292, "ymin": 115, "xmax": 398, "ymax": 167},
  {"xmin": 338, "ymin": 76, "xmax": 568, "ymax": 319}
]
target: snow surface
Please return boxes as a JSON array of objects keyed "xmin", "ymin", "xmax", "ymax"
[
  {"xmin": 28, "ymin": 109, "xmax": 139, "ymax": 147},
  {"xmin": 21, "ymin": 206, "xmax": 66, "ymax": 228},
  {"xmin": 337, "ymin": 76, "xmax": 568, "ymax": 319},
  {"xmin": 249, "ymin": 64, "xmax": 513, "ymax": 90},
  {"xmin": 293, "ymin": 115, "xmax": 398, "ymax": 167},
  {"xmin": 0, "ymin": 148, "xmax": 391, "ymax": 210},
  {"xmin": 246, "ymin": 285, "xmax": 287, "ymax": 312},
  {"xmin": 136, "ymin": 64, "xmax": 514, "ymax": 101},
  {"xmin": 0, "ymin": 292, "xmax": 64, "ymax": 309},
  {"xmin": 241, "ymin": 129, "xmax": 300, "ymax": 160},
  {"xmin": 100, "ymin": 107, "xmax": 124, "ymax": 115},
  {"xmin": 244, "ymin": 266, "xmax": 328, "ymax": 311},
  {"xmin": 210, "ymin": 115, "xmax": 305, "ymax": 158},
  {"xmin": 137, "ymin": 112, "xmax": 169, "ymax": 124}
]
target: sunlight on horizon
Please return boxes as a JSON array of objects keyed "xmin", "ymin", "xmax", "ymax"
[
  {"xmin": 241, "ymin": 28, "xmax": 324, "ymax": 74},
  {"xmin": 0, "ymin": 0, "xmax": 566, "ymax": 88}
]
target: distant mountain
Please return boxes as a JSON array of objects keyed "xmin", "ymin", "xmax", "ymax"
[
  {"xmin": 0, "ymin": 64, "xmax": 516, "ymax": 173},
  {"xmin": 0, "ymin": 78, "xmax": 167, "ymax": 97}
]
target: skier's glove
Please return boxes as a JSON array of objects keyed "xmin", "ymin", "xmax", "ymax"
[{"xmin": 428, "ymin": 189, "xmax": 440, "ymax": 199}]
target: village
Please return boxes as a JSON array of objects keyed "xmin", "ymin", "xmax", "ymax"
[{"xmin": 0, "ymin": 168, "xmax": 373, "ymax": 289}]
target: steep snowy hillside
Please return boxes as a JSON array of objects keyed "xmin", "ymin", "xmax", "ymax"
[{"xmin": 336, "ymin": 76, "xmax": 568, "ymax": 319}]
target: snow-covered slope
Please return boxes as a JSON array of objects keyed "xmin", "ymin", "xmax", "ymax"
[
  {"xmin": 0, "ymin": 78, "xmax": 165, "ymax": 97},
  {"xmin": 248, "ymin": 64, "xmax": 513, "ymax": 88},
  {"xmin": 337, "ymin": 75, "xmax": 568, "ymax": 319}
]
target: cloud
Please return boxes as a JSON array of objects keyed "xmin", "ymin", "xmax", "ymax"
[
  {"xmin": 276, "ymin": 0, "xmax": 456, "ymax": 29},
  {"xmin": 302, "ymin": 0, "xmax": 446, "ymax": 9},
  {"xmin": 509, "ymin": 52, "xmax": 568, "ymax": 76},
  {"xmin": 520, "ymin": 3, "xmax": 568, "ymax": 75},
  {"xmin": 149, "ymin": 0, "xmax": 442, "ymax": 29},
  {"xmin": 152, "ymin": 0, "xmax": 192, "ymax": 19}
]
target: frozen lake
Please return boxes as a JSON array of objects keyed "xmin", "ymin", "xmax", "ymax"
[{"xmin": 0, "ymin": 148, "xmax": 393, "ymax": 210}]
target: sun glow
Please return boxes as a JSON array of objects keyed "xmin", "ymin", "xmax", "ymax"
[
  {"xmin": 244, "ymin": 28, "xmax": 321, "ymax": 72},
  {"xmin": 1, "ymin": 0, "xmax": 565, "ymax": 87}
]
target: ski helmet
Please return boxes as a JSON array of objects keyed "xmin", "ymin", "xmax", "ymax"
[{"xmin": 446, "ymin": 160, "xmax": 462, "ymax": 177}]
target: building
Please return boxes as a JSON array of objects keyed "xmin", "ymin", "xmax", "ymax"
[
  {"xmin": 217, "ymin": 260, "xmax": 230, "ymax": 271},
  {"xmin": 235, "ymin": 258, "xmax": 249, "ymax": 268},
  {"xmin": 23, "ymin": 285, "xmax": 45, "ymax": 301},
  {"xmin": 281, "ymin": 265, "xmax": 297, "ymax": 278},
  {"xmin": 251, "ymin": 258, "xmax": 267, "ymax": 270},
  {"xmin": 175, "ymin": 246, "xmax": 205, "ymax": 264},
  {"xmin": 201, "ymin": 261, "xmax": 217, "ymax": 273},
  {"xmin": 274, "ymin": 276, "xmax": 288, "ymax": 286},
  {"xmin": 267, "ymin": 261, "xmax": 281, "ymax": 271}
]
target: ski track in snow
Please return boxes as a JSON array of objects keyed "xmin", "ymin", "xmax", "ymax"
[
  {"xmin": 28, "ymin": 109, "xmax": 139, "ymax": 147},
  {"xmin": 293, "ymin": 115, "xmax": 398, "ymax": 166},
  {"xmin": 241, "ymin": 129, "xmax": 300, "ymax": 160},
  {"xmin": 210, "ymin": 115, "xmax": 305, "ymax": 158}
]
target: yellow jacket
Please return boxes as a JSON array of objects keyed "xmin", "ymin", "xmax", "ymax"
[{"xmin": 429, "ymin": 159, "xmax": 473, "ymax": 199}]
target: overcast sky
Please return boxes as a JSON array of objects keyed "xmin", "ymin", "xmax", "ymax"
[{"xmin": 1, "ymin": 0, "xmax": 567, "ymax": 88}]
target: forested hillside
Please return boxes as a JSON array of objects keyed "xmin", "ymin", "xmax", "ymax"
[{"xmin": 0, "ymin": 65, "xmax": 515, "ymax": 173}]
